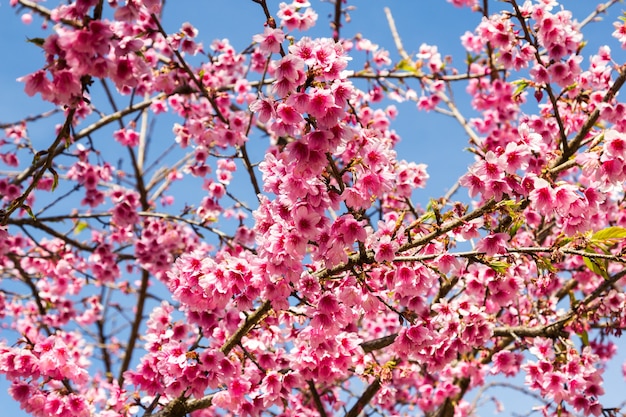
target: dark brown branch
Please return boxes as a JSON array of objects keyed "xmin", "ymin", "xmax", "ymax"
[
  {"xmin": 553, "ymin": 64, "xmax": 626, "ymax": 167},
  {"xmin": 10, "ymin": 218, "xmax": 95, "ymax": 253},
  {"xmin": 344, "ymin": 378, "xmax": 381, "ymax": 417},
  {"xmin": 150, "ymin": 14, "xmax": 229, "ymax": 124},
  {"xmin": 2, "ymin": 108, "xmax": 76, "ymax": 225},
  {"xmin": 118, "ymin": 268, "xmax": 150, "ymax": 385},
  {"xmin": 510, "ymin": 0, "xmax": 568, "ymax": 153},
  {"xmin": 146, "ymin": 394, "xmax": 216, "ymax": 417},
  {"xmin": 360, "ymin": 334, "xmax": 398, "ymax": 353},
  {"xmin": 221, "ymin": 300, "xmax": 272, "ymax": 355},
  {"xmin": 316, "ymin": 199, "xmax": 498, "ymax": 280},
  {"xmin": 0, "ymin": 108, "xmax": 60, "ymax": 129},
  {"xmin": 399, "ymin": 199, "xmax": 498, "ymax": 253},
  {"xmin": 361, "ymin": 267, "xmax": 626, "ymax": 353},
  {"xmin": 6, "ymin": 254, "xmax": 52, "ymax": 335},
  {"xmin": 308, "ymin": 380, "xmax": 328, "ymax": 417},
  {"xmin": 148, "ymin": 301, "xmax": 272, "ymax": 417},
  {"xmin": 96, "ymin": 316, "xmax": 114, "ymax": 381},
  {"xmin": 332, "ymin": 0, "xmax": 342, "ymax": 42},
  {"xmin": 251, "ymin": 0, "xmax": 286, "ymax": 57},
  {"xmin": 11, "ymin": 95, "xmax": 163, "ymax": 188},
  {"xmin": 394, "ymin": 246, "xmax": 626, "ymax": 264},
  {"xmin": 238, "ymin": 142, "xmax": 263, "ymax": 201}
]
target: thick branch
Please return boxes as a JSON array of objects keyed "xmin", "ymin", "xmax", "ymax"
[
  {"xmin": 221, "ymin": 300, "xmax": 272, "ymax": 355},
  {"xmin": 360, "ymin": 334, "xmax": 398, "ymax": 354},
  {"xmin": 147, "ymin": 301, "xmax": 272, "ymax": 417},
  {"xmin": 147, "ymin": 394, "xmax": 216, "ymax": 417},
  {"xmin": 307, "ymin": 380, "xmax": 328, "ymax": 417},
  {"xmin": 316, "ymin": 199, "xmax": 498, "ymax": 280}
]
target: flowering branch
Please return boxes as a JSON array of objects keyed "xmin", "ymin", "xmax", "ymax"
[{"xmin": 1, "ymin": 108, "xmax": 75, "ymax": 225}]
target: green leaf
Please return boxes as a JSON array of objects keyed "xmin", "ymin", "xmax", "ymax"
[
  {"xmin": 536, "ymin": 257, "xmax": 555, "ymax": 273},
  {"xmin": 465, "ymin": 52, "xmax": 479, "ymax": 66},
  {"xmin": 26, "ymin": 37, "xmax": 45, "ymax": 47},
  {"xmin": 488, "ymin": 260, "xmax": 510, "ymax": 274},
  {"xmin": 583, "ymin": 255, "xmax": 608, "ymax": 279},
  {"xmin": 511, "ymin": 79, "xmax": 529, "ymax": 98},
  {"xmin": 421, "ymin": 211, "xmax": 436, "ymax": 222},
  {"xmin": 49, "ymin": 167, "xmax": 59, "ymax": 192},
  {"xmin": 74, "ymin": 221, "xmax": 88, "ymax": 235},
  {"xmin": 555, "ymin": 236, "xmax": 573, "ymax": 247},
  {"xmin": 23, "ymin": 205, "xmax": 36, "ymax": 221},
  {"xmin": 591, "ymin": 226, "xmax": 626, "ymax": 242},
  {"xmin": 396, "ymin": 59, "xmax": 418, "ymax": 74},
  {"xmin": 579, "ymin": 330, "xmax": 589, "ymax": 347},
  {"xmin": 509, "ymin": 218, "xmax": 523, "ymax": 237},
  {"xmin": 501, "ymin": 199, "xmax": 520, "ymax": 208}
]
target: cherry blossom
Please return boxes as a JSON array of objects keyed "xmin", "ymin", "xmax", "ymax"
[{"xmin": 2, "ymin": 1, "xmax": 626, "ymax": 417}]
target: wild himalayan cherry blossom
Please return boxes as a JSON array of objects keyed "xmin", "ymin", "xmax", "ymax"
[{"xmin": 2, "ymin": 1, "xmax": 626, "ymax": 417}]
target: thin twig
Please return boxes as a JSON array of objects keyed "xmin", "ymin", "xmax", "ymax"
[
  {"xmin": 577, "ymin": 0, "xmax": 621, "ymax": 29},
  {"xmin": 383, "ymin": 7, "xmax": 482, "ymax": 148},
  {"xmin": 0, "ymin": 108, "xmax": 60, "ymax": 129}
]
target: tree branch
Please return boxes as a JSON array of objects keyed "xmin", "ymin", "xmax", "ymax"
[
  {"xmin": 221, "ymin": 300, "xmax": 272, "ymax": 355},
  {"xmin": 332, "ymin": 0, "xmax": 342, "ymax": 42},
  {"xmin": 118, "ymin": 268, "xmax": 150, "ymax": 385},
  {"xmin": 307, "ymin": 380, "xmax": 328, "ymax": 417},
  {"xmin": 344, "ymin": 378, "xmax": 381, "ymax": 417},
  {"xmin": 2, "ymin": 108, "xmax": 76, "ymax": 225},
  {"xmin": 11, "ymin": 95, "xmax": 164, "ymax": 188},
  {"xmin": 553, "ymin": 64, "xmax": 626, "ymax": 167},
  {"xmin": 147, "ymin": 301, "xmax": 272, "ymax": 417}
]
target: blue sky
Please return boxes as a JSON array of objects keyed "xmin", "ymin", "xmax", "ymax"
[{"xmin": 1, "ymin": 1, "xmax": 626, "ymax": 416}]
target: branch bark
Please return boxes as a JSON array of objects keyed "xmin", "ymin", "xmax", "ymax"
[{"xmin": 344, "ymin": 378, "xmax": 381, "ymax": 417}]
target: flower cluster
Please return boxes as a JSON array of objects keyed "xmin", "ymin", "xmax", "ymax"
[{"xmin": 3, "ymin": 1, "xmax": 626, "ymax": 417}]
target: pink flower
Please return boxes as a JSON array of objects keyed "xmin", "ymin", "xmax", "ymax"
[
  {"xmin": 491, "ymin": 351, "xmax": 523, "ymax": 376},
  {"xmin": 292, "ymin": 204, "xmax": 322, "ymax": 239},
  {"xmin": 113, "ymin": 128, "xmax": 140, "ymax": 147},
  {"xmin": 51, "ymin": 69, "xmax": 82, "ymax": 104},
  {"xmin": 19, "ymin": 70, "xmax": 53, "ymax": 99},
  {"xmin": 249, "ymin": 97, "xmax": 276, "ymax": 123},
  {"xmin": 373, "ymin": 235, "xmax": 398, "ymax": 263},
  {"xmin": 459, "ymin": 168, "xmax": 485, "ymax": 198},
  {"xmin": 253, "ymin": 27, "xmax": 285, "ymax": 54},
  {"xmin": 613, "ymin": 19, "xmax": 626, "ymax": 48},
  {"xmin": 475, "ymin": 232, "xmax": 509, "ymax": 257},
  {"xmin": 527, "ymin": 176, "xmax": 554, "ymax": 214},
  {"xmin": 336, "ymin": 215, "xmax": 367, "ymax": 243}
]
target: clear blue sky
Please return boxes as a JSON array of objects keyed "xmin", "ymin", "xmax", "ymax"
[{"xmin": 1, "ymin": 1, "xmax": 625, "ymax": 416}]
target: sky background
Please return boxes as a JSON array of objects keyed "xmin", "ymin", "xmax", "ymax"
[{"xmin": 1, "ymin": 1, "xmax": 626, "ymax": 416}]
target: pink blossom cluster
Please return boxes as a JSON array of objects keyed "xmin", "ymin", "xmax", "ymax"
[{"xmin": 3, "ymin": 1, "xmax": 626, "ymax": 417}]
